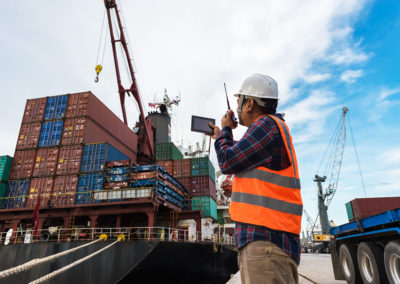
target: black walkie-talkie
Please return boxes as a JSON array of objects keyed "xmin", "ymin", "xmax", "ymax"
[{"xmin": 224, "ymin": 83, "xmax": 238, "ymax": 129}]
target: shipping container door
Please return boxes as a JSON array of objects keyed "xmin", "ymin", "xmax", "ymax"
[
  {"xmin": 39, "ymin": 121, "xmax": 64, "ymax": 147},
  {"xmin": 44, "ymin": 95, "xmax": 68, "ymax": 120}
]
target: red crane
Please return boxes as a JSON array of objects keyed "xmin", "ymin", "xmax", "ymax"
[{"xmin": 103, "ymin": 0, "xmax": 154, "ymax": 161}]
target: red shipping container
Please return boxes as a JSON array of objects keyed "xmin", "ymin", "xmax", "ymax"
[
  {"xmin": 191, "ymin": 176, "xmax": 216, "ymax": 200},
  {"xmin": 16, "ymin": 122, "xmax": 41, "ymax": 150},
  {"xmin": 32, "ymin": 147, "xmax": 59, "ymax": 177},
  {"xmin": 173, "ymin": 159, "xmax": 191, "ymax": 178},
  {"xmin": 22, "ymin": 98, "xmax": 47, "ymax": 123},
  {"xmin": 130, "ymin": 171, "xmax": 164, "ymax": 180},
  {"xmin": 57, "ymin": 145, "xmax": 82, "ymax": 175},
  {"xmin": 61, "ymin": 117, "xmax": 86, "ymax": 145},
  {"xmin": 52, "ymin": 175, "xmax": 78, "ymax": 207},
  {"xmin": 351, "ymin": 197, "xmax": 400, "ymax": 220},
  {"xmin": 106, "ymin": 160, "xmax": 130, "ymax": 167},
  {"xmin": 26, "ymin": 177, "xmax": 53, "ymax": 208},
  {"xmin": 177, "ymin": 177, "xmax": 192, "ymax": 195},
  {"xmin": 157, "ymin": 160, "xmax": 173, "ymax": 175},
  {"xmin": 104, "ymin": 181, "xmax": 128, "ymax": 189},
  {"xmin": 65, "ymin": 92, "xmax": 138, "ymax": 160},
  {"xmin": 9, "ymin": 150, "xmax": 36, "ymax": 179}
]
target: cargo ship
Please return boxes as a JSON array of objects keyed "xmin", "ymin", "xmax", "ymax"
[{"xmin": 0, "ymin": 91, "xmax": 238, "ymax": 283}]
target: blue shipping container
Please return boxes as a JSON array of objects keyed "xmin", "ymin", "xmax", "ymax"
[
  {"xmin": 133, "ymin": 164, "xmax": 166, "ymax": 174},
  {"xmin": 39, "ymin": 120, "xmax": 63, "ymax": 147},
  {"xmin": 44, "ymin": 95, "xmax": 68, "ymax": 120},
  {"xmin": 130, "ymin": 179, "xmax": 166, "ymax": 188},
  {"xmin": 75, "ymin": 173, "xmax": 104, "ymax": 204},
  {"xmin": 80, "ymin": 143, "xmax": 129, "ymax": 173},
  {"xmin": 2, "ymin": 180, "xmax": 29, "ymax": 209},
  {"xmin": 105, "ymin": 174, "xmax": 129, "ymax": 182},
  {"xmin": 106, "ymin": 167, "xmax": 129, "ymax": 175}
]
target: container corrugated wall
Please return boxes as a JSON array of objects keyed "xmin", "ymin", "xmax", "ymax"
[
  {"xmin": 190, "ymin": 157, "xmax": 216, "ymax": 183},
  {"xmin": 80, "ymin": 143, "xmax": 129, "ymax": 173},
  {"xmin": 350, "ymin": 197, "xmax": 400, "ymax": 220},
  {"xmin": 2, "ymin": 180, "xmax": 29, "ymax": 209},
  {"xmin": 156, "ymin": 143, "xmax": 183, "ymax": 160},
  {"xmin": 191, "ymin": 176, "xmax": 216, "ymax": 201},
  {"xmin": 0, "ymin": 182, "xmax": 7, "ymax": 208},
  {"xmin": 56, "ymin": 145, "xmax": 82, "ymax": 175},
  {"xmin": 0, "ymin": 156, "xmax": 13, "ymax": 182},
  {"xmin": 191, "ymin": 196, "xmax": 217, "ymax": 220},
  {"xmin": 61, "ymin": 117, "xmax": 86, "ymax": 145},
  {"xmin": 52, "ymin": 175, "xmax": 78, "ymax": 207},
  {"xmin": 9, "ymin": 150, "xmax": 36, "ymax": 179}
]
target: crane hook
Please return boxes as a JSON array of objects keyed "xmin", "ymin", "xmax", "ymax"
[{"xmin": 94, "ymin": 64, "xmax": 103, "ymax": 83}]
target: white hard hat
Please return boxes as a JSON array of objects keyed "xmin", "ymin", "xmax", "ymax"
[{"xmin": 234, "ymin": 74, "xmax": 279, "ymax": 100}]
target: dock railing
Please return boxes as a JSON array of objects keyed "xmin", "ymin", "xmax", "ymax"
[{"xmin": 0, "ymin": 226, "xmax": 235, "ymax": 247}]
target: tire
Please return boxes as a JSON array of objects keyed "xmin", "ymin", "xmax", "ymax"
[
  {"xmin": 384, "ymin": 241, "xmax": 400, "ymax": 284},
  {"xmin": 357, "ymin": 242, "xmax": 388, "ymax": 284},
  {"xmin": 339, "ymin": 243, "xmax": 362, "ymax": 284}
]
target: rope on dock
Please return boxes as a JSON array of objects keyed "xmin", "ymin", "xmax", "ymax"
[
  {"xmin": 299, "ymin": 273, "xmax": 319, "ymax": 284},
  {"xmin": 29, "ymin": 240, "xmax": 119, "ymax": 284},
  {"xmin": 0, "ymin": 238, "xmax": 104, "ymax": 280}
]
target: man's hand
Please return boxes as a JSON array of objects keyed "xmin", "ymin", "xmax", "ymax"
[
  {"xmin": 207, "ymin": 123, "xmax": 220, "ymax": 139},
  {"xmin": 221, "ymin": 110, "xmax": 235, "ymax": 128}
]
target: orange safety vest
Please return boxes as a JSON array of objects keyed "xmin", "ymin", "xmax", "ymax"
[{"xmin": 230, "ymin": 115, "xmax": 303, "ymax": 235}]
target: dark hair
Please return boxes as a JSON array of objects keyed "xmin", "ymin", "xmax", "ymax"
[{"xmin": 253, "ymin": 98, "xmax": 278, "ymax": 114}]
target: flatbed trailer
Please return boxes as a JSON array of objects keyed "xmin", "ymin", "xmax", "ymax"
[{"xmin": 330, "ymin": 207, "xmax": 400, "ymax": 284}]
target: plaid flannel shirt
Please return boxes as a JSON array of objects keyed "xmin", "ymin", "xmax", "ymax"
[{"xmin": 214, "ymin": 114, "xmax": 301, "ymax": 264}]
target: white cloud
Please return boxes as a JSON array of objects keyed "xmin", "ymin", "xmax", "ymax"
[
  {"xmin": 303, "ymin": 73, "xmax": 332, "ymax": 84},
  {"xmin": 367, "ymin": 86, "xmax": 400, "ymax": 121},
  {"xmin": 340, "ymin": 69, "xmax": 363, "ymax": 83},
  {"xmin": 379, "ymin": 87, "xmax": 400, "ymax": 100},
  {"xmin": 330, "ymin": 47, "xmax": 370, "ymax": 65}
]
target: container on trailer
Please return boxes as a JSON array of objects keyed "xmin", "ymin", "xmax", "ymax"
[
  {"xmin": 65, "ymin": 92, "xmax": 138, "ymax": 160},
  {"xmin": 52, "ymin": 175, "xmax": 78, "ymax": 207},
  {"xmin": 190, "ymin": 157, "xmax": 216, "ymax": 183},
  {"xmin": 156, "ymin": 143, "xmax": 183, "ymax": 161},
  {"xmin": 191, "ymin": 196, "xmax": 217, "ymax": 220},
  {"xmin": 80, "ymin": 143, "xmax": 129, "ymax": 173},
  {"xmin": 43, "ymin": 95, "xmax": 68, "ymax": 120},
  {"xmin": 56, "ymin": 145, "xmax": 82, "ymax": 175},
  {"xmin": 191, "ymin": 176, "xmax": 216, "ymax": 200},
  {"xmin": 22, "ymin": 98, "xmax": 47, "ymax": 123},
  {"xmin": 0, "ymin": 156, "xmax": 13, "ymax": 182},
  {"xmin": 2, "ymin": 180, "xmax": 29, "ymax": 209},
  {"xmin": 173, "ymin": 159, "xmax": 191, "ymax": 178},
  {"xmin": 26, "ymin": 177, "xmax": 53, "ymax": 208},
  {"xmin": 9, "ymin": 150, "xmax": 36, "ymax": 179},
  {"xmin": 32, "ymin": 147, "xmax": 59, "ymax": 177},
  {"xmin": 350, "ymin": 197, "xmax": 400, "ymax": 220},
  {"xmin": 156, "ymin": 160, "xmax": 173, "ymax": 175},
  {"xmin": 75, "ymin": 173, "xmax": 104, "ymax": 204},
  {"xmin": 39, "ymin": 120, "xmax": 64, "ymax": 147},
  {"xmin": 345, "ymin": 201, "xmax": 354, "ymax": 221},
  {"xmin": 16, "ymin": 122, "xmax": 41, "ymax": 150}
]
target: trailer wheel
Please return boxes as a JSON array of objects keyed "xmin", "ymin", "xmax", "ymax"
[
  {"xmin": 384, "ymin": 241, "xmax": 400, "ymax": 284},
  {"xmin": 339, "ymin": 244, "xmax": 362, "ymax": 284},
  {"xmin": 357, "ymin": 242, "xmax": 388, "ymax": 284}
]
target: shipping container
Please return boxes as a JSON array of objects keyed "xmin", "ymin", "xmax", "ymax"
[
  {"xmin": 22, "ymin": 98, "xmax": 47, "ymax": 123},
  {"xmin": 0, "ymin": 155, "xmax": 13, "ymax": 182},
  {"xmin": 2, "ymin": 180, "xmax": 29, "ymax": 209},
  {"xmin": 80, "ymin": 143, "xmax": 129, "ymax": 173},
  {"xmin": 130, "ymin": 171, "xmax": 164, "ymax": 180},
  {"xmin": 39, "ymin": 120, "xmax": 64, "ymax": 147},
  {"xmin": 76, "ymin": 173, "xmax": 104, "ymax": 204},
  {"xmin": 32, "ymin": 147, "xmax": 59, "ymax": 177},
  {"xmin": 44, "ymin": 95, "xmax": 68, "ymax": 120},
  {"xmin": 106, "ymin": 167, "xmax": 129, "ymax": 175},
  {"xmin": 104, "ymin": 174, "xmax": 129, "ymax": 182},
  {"xmin": 156, "ymin": 160, "xmax": 173, "ymax": 175},
  {"xmin": 191, "ymin": 196, "xmax": 217, "ymax": 220},
  {"xmin": 350, "ymin": 197, "xmax": 400, "ymax": 220},
  {"xmin": 52, "ymin": 175, "xmax": 78, "ymax": 207},
  {"xmin": 9, "ymin": 150, "xmax": 36, "ymax": 179},
  {"xmin": 156, "ymin": 143, "xmax": 183, "ymax": 161},
  {"xmin": 133, "ymin": 164, "xmax": 166, "ymax": 173},
  {"xmin": 191, "ymin": 176, "xmax": 216, "ymax": 200},
  {"xmin": 177, "ymin": 177, "xmax": 192, "ymax": 194},
  {"xmin": 56, "ymin": 145, "xmax": 82, "ymax": 175},
  {"xmin": 26, "ymin": 177, "xmax": 53, "ymax": 208},
  {"xmin": 16, "ymin": 122, "xmax": 41, "ymax": 150},
  {"xmin": 61, "ymin": 117, "xmax": 86, "ymax": 145},
  {"xmin": 345, "ymin": 201, "xmax": 354, "ymax": 221},
  {"xmin": 105, "ymin": 160, "xmax": 130, "ymax": 167},
  {"xmin": 65, "ymin": 92, "xmax": 138, "ymax": 160},
  {"xmin": 190, "ymin": 157, "xmax": 216, "ymax": 183},
  {"xmin": 173, "ymin": 159, "xmax": 191, "ymax": 178},
  {"xmin": 0, "ymin": 182, "xmax": 7, "ymax": 208},
  {"xmin": 104, "ymin": 181, "xmax": 128, "ymax": 189}
]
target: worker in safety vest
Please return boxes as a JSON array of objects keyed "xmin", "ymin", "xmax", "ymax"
[{"xmin": 209, "ymin": 74, "xmax": 303, "ymax": 284}]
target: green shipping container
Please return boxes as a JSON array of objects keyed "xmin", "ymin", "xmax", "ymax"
[
  {"xmin": 345, "ymin": 201, "xmax": 354, "ymax": 221},
  {"xmin": 190, "ymin": 157, "xmax": 216, "ymax": 183},
  {"xmin": 0, "ymin": 182, "xmax": 7, "ymax": 208},
  {"xmin": 156, "ymin": 143, "xmax": 183, "ymax": 161},
  {"xmin": 217, "ymin": 210, "xmax": 224, "ymax": 225},
  {"xmin": 0, "ymin": 155, "xmax": 13, "ymax": 182},
  {"xmin": 192, "ymin": 196, "xmax": 217, "ymax": 220}
]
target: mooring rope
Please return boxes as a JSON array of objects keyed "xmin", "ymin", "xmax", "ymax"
[
  {"xmin": 0, "ymin": 238, "xmax": 104, "ymax": 279},
  {"xmin": 29, "ymin": 240, "xmax": 119, "ymax": 284}
]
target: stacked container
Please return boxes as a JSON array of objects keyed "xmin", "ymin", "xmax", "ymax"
[{"xmin": 0, "ymin": 156, "xmax": 13, "ymax": 208}]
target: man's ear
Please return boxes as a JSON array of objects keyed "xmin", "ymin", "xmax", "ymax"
[{"xmin": 247, "ymin": 99, "xmax": 255, "ymax": 112}]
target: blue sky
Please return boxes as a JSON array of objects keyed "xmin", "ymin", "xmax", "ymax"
[{"xmin": 0, "ymin": 0, "xmax": 399, "ymax": 230}]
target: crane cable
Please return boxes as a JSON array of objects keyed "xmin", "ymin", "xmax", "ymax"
[
  {"xmin": 29, "ymin": 239, "xmax": 121, "ymax": 284},
  {"xmin": 94, "ymin": 11, "xmax": 108, "ymax": 83},
  {"xmin": 0, "ymin": 238, "xmax": 104, "ymax": 280}
]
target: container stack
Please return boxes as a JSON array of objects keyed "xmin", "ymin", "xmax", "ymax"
[
  {"xmin": 0, "ymin": 156, "xmax": 13, "ymax": 208},
  {"xmin": 155, "ymin": 142, "xmax": 217, "ymax": 220},
  {"xmin": 2, "ymin": 92, "xmax": 137, "ymax": 209}
]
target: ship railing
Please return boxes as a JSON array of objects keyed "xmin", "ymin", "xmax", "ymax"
[{"xmin": 0, "ymin": 227, "xmax": 235, "ymax": 247}]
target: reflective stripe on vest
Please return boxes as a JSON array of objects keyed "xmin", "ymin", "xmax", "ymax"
[{"xmin": 230, "ymin": 115, "xmax": 303, "ymax": 235}]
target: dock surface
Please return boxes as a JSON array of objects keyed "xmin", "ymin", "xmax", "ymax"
[{"xmin": 227, "ymin": 253, "xmax": 346, "ymax": 284}]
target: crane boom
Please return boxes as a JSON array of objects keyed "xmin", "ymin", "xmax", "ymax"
[{"xmin": 103, "ymin": 0, "xmax": 154, "ymax": 159}]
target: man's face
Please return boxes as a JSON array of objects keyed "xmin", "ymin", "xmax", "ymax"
[{"xmin": 236, "ymin": 96, "xmax": 246, "ymax": 126}]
